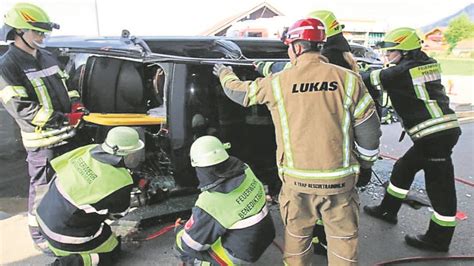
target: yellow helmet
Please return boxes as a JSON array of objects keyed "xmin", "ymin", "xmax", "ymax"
[
  {"xmin": 1, "ymin": 3, "xmax": 59, "ymax": 41},
  {"xmin": 307, "ymin": 10, "xmax": 344, "ymax": 37},
  {"xmin": 378, "ymin": 27, "xmax": 422, "ymax": 51}
]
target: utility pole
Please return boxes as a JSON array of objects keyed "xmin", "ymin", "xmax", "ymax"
[{"xmin": 94, "ymin": 0, "xmax": 101, "ymax": 36}]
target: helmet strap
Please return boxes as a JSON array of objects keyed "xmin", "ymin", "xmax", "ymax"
[{"xmin": 16, "ymin": 30, "xmax": 36, "ymax": 50}]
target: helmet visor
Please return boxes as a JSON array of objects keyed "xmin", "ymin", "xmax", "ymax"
[
  {"xmin": 27, "ymin": 21, "xmax": 60, "ymax": 31},
  {"xmin": 376, "ymin": 41, "xmax": 399, "ymax": 49}
]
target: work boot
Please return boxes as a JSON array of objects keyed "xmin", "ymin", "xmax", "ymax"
[
  {"xmin": 405, "ymin": 234, "xmax": 449, "ymax": 252},
  {"xmin": 363, "ymin": 205, "xmax": 398, "ymax": 224}
]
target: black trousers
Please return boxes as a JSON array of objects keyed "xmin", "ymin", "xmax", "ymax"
[{"xmin": 381, "ymin": 129, "xmax": 461, "ymax": 245}]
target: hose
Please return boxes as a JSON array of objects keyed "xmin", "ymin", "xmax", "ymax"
[{"xmin": 374, "ymin": 255, "xmax": 474, "ymax": 265}]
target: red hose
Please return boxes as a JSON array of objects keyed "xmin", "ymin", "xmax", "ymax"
[
  {"xmin": 374, "ymin": 255, "xmax": 474, "ymax": 265},
  {"xmin": 380, "ymin": 154, "xmax": 474, "ymax": 187},
  {"xmin": 144, "ymin": 223, "xmax": 176, "ymax": 241}
]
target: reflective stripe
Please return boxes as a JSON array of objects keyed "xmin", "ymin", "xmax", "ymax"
[
  {"xmin": 0, "ymin": 85, "xmax": 28, "ymax": 103},
  {"xmin": 342, "ymin": 73, "xmax": 356, "ymax": 167},
  {"xmin": 21, "ymin": 127, "xmax": 75, "ymax": 148},
  {"xmin": 407, "ymin": 114, "xmax": 458, "ymax": 135},
  {"xmin": 387, "ymin": 182, "xmax": 408, "ymax": 199},
  {"xmin": 25, "ymin": 65, "xmax": 60, "ymax": 80},
  {"xmin": 247, "ymin": 81, "xmax": 260, "ymax": 106},
  {"xmin": 210, "ymin": 238, "xmax": 234, "ymax": 265},
  {"xmin": 370, "ymin": 69, "xmax": 383, "ymax": 90},
  {"xmin": 354, "ymin": 92, "xmax": 373, "ymax": 119},
  {"xmin": 109, "ymin": 207, "xmax": 129, "ymax": 218},
  {"xmin": 272, "ymin": 77, "xmax": 294, "ymax": 167},
  {"xmin": 68, "ymin": 90, "xmax": 80, "ymax": 99},
  {"xmin": 22, "ymin": 126, "xmax": 72, "ymax": 140},
  {"xmin": 36, "ymin": 214, "xmax": 105, "ymax": 244},
  {"xmin": 283, "ymin": 62, "xmax": 293, "ymax": 70},
  {"xmin": 176, "ymin": 229, "xmax": 185, "ymax": 250},
  {"xmin": 263, "ymin": 62, "xmax": 273, "ymax": 76},
  {"xmin": 431, "ymin": 211, "xmax": 456, "ymax": 227},
  {"xmin": 182, "ymin": 231, "xmax": 210, "ymax": 251},
  {"xmin": 413, "ymin": 83, "xmax": 443, "ymax": 118},
  {"xmin": 55, "ymin": 179, "xmax": 109, "ymax": 215},
  {"xmin": 230, "ymin": 205, "xmax": 268, "ymax": 229},
  {"xmin": 32, "ymin": 106, "xmax": 53, "ymax": 127},
  {"xmin": 57, "ymin": 69, "xmax": 70, "ymax": 89},
  {"xmin": 410, "ymin": 121, "xmax": 460, "ymax": 140},
  {"xmin": 356, "ymin": 145, "xmax": 379, "ymax": 162},
  {"xmin": 280, "ymin": 165, "xmax": 359, "ymax": 180},
  {"xmin": 30, "ymin": 78, "xmax": 53, "ymax": 117},
  {"xmin": 90, "ymin": 254, "xmax": 100, "ymax": 265},
  {"xmin": 28, "ymin": 213, "xmax": 39, "ymax": 227},
  {"xmin": 221, "ymin": 73, "xmax": 239, "ymax": 87}
]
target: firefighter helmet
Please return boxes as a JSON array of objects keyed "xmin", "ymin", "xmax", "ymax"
[
  {"xmin": 307, "ymin": 10, "xmax": 344, "ymax": 38},
  {"xmin": 378, "ymin": 27, "xmax": 422, "ymax": 51},
  {"xmin": 284, "ymin": 18, "xmax": 326, "ymax": 45},
  {"xmin": 1, "ymin": 3, "xmax": 59, "ymax": 41},
  {"xmin": 190, "ymin": 136, "xmax": 231, "ymax": 167},
  {"xmin": 102, "ymin": 127, "xmax": 144, "ymax": 156}
]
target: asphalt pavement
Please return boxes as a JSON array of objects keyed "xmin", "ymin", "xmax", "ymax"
[{"xmin": 1, "ymin": 120, "xmax": 473, "ymax": 265}]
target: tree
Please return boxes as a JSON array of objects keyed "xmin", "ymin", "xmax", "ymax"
[{"xmin": 444, "ymin": 13, "xmax": 474, "ymax": 52}]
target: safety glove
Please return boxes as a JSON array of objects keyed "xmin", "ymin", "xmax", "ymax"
[
  {"xmin": 356, "ymin": 167, "xmax": 372, "ymax": 187},
  {"xmin": 66, "ymin": 102, "xmax": 89, "ymax": 127},
  {"xmin": 253, "ymin": 61, "xmax": 275, "ymax": 76},
  {"xmin": 213, "ymin": 64, "xmax": 232, "ymax": 78}
]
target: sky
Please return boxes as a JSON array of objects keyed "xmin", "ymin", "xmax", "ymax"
[{"xmin": 0, "ymin": 0, "xmax": 473, "ymax": 37}]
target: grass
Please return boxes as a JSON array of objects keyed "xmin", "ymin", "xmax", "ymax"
[{"xmin": 436, "ymin": 58, "xmax": 474, "ymax": 76}]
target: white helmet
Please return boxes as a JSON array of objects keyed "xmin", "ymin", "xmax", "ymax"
[
  {"xmin": 190, "ymin": 136, "xmax": 231, "ymax": 167},
  {"xmin": 102, "ymin": 127, "xmax": 144, "ymax": 156}
]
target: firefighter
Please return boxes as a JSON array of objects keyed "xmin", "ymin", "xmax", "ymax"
[
  {"xmin": 35, "ymin": 126, "xmax": 144, "ymax": 265},
  {"xmin": 175, "ymin": 135, "xmax": 275, "ymax": 265},
  {"xmin": 254, "ymin": 10, "xmax": 374, "ymax": 256},
  {"xmin": 213, "ymin": 18, "xmax": 381, "ymax": 265},
  {"xmin": 0, "ymin": 3, "xmax": 84, "ymax": 251},
  {"xmin": 362, "ymin": 28, "xmax": 461, "ymax": 252}
]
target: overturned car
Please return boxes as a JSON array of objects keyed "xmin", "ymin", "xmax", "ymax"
[
  {"xmin": 1, "ymin": 33, "xmax": 291, "ymax": 221},
  {"xmin": 1, "ymin": 34, "xmax": 386, "ymax": 223}
]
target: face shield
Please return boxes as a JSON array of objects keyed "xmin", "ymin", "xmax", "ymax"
[{"xmin": 123, "ymin": 151, "xmax": 143, "ymax": 169}]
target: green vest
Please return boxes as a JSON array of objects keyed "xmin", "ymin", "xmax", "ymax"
[
  {"xmin": 51, "ymin": 144, "xmax": 132, "ymax": 205},
  {"xmin": 195, "ymin": 167, "xmax": 266, "ymax": 229}
]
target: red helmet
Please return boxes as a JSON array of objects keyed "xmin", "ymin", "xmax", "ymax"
[{"xmin": 284, "ymin": 18, "xmax": 326, "ymax": 45}]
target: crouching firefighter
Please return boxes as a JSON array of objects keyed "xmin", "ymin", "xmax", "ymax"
[
  {"xmin": 36, "ymin": 127, "xmax": 145, "ymax": 265},
  {"xmin": 0, "ymin": 3, "xmax": 85, "ymax": 251},
  {"xmin": 175, "ymin": 136, "xmax": 275, "ymax": 265},
  {"xmin": 362, "ymin": 28, "xmax": 462, "ymax": 252}
]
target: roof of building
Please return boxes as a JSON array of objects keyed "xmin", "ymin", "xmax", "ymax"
[{"xmin": 200, "ymin": 2, "xmax": 284, "ymax": 36}]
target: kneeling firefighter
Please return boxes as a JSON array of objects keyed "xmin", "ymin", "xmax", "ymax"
[
  {"xmin": 36, "ymin": 127, "xmax": 144, "ymax": 265},
  {"xmin": 175, "ymin": 136, "xmax": 275, "ymax": 265}
]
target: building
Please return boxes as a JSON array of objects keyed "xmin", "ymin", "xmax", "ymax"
[
  {"xmin": 423, "ymin": 27, "xmax": 447, "ymax": 51},
  {"xmin": 201, "ymin": 2, "xmax": 284, "ymax": 36}
]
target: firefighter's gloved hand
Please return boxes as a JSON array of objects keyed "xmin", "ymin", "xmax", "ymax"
[
  {"xmin": 253, "ymin": 61, "xmax": 274, "ymax": 76},
  {"xmin": 357, "ymin": 167, "xmax": 372, "ymax": 187},
  {"xmin": 213, "ymin": 64, "xmax": 232, "ymax": 77},
  {"xmin": 65, "ymin": 112, "xmax": 84, "ymax": 127}
]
